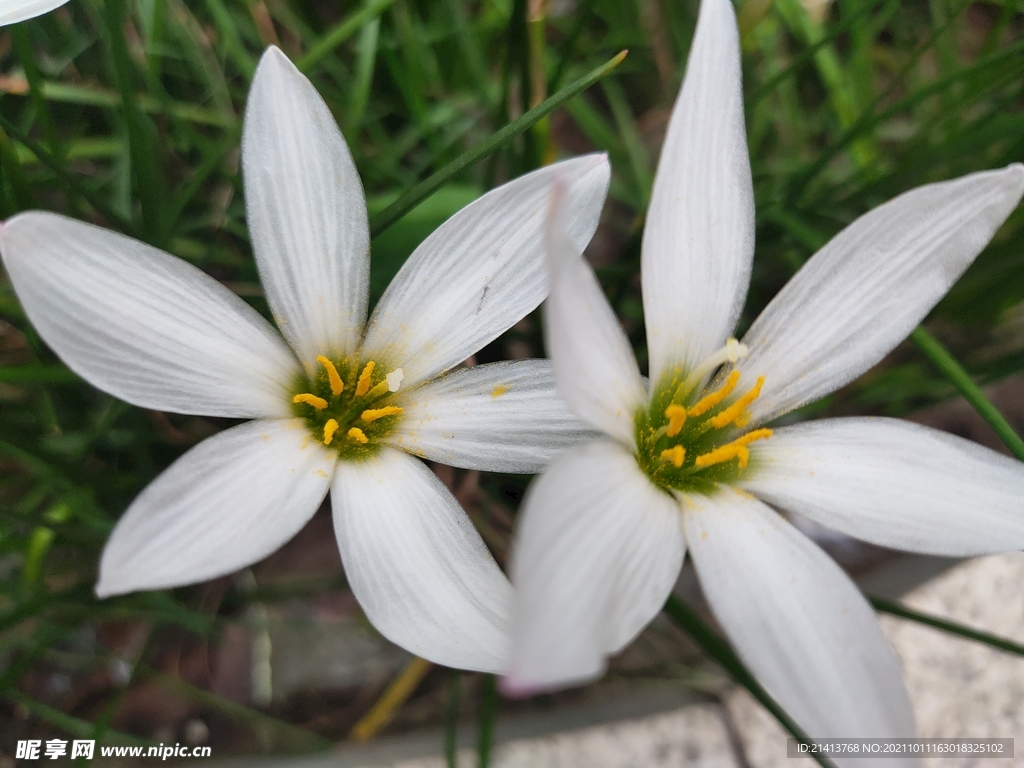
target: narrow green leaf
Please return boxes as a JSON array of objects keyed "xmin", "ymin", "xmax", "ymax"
[
  {"xmin": 663, "ymin": 596, "xmax": 836, "ymax": 768},
  {"xmin": 476, "ymin": 673, "xmax": 497, "ymax": 768},
  {"xmin": 445, "ymin": 670, "xmax": 461, "ymax": 768},
  {"xmin": 0, "ymin": 365, "xmax": 79, "ymax": 384},
  {"xmin": 910, "ymin": 327, "xmax": 1024, "ymax": 461},
  {"xmin": 369, "ymin": 49, "xmax": 628, "ymax": 237},
  {"xmin": 3, "ymin": 690, "xmax": 151, "ymax": 746},
  {"xmin": 870, "ymin": 594, "xmax": 1024, "ymax": 657},
  {"xmin": 0, "ymin": 112, "xmax": 137, "ymax": 235},
  {"xmin": 298, "ymin": 0, "xmax": 398, "ymax": 72}
]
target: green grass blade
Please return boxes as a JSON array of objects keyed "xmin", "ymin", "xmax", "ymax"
[
  {"xmin": 910, "ymin": 327, "xmax": 1024, "ymax": 461},
  {"xmin": 870, "ymin": 595, "xmax": 1024, "ymax": 657},
  {"xmin": 298, "ymin": 0, "xmax": 397, "ymax": 72},
  {"xmin": 445, "ymin": 670, "xmax": 461, "ymax": 768},
  {"xmin": 663, "ymin": 596, "xmax": 836, "ymax": 768},
  {"xmin": 369, "ymin": 49, "xmax": 627, "ymax": 237},
  {"xmin": 476, "ymin": 673, "xmax": 497, "ymax": 768}
]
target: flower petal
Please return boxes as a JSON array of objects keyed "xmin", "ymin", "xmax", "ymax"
[
  {"xmin": 242, "ymin": 46, "xmax": 370, "ymax": 370},
  {"xmin": 683, "ymin": 486, "xmax": 916, "ymax": 748},
  {"xmin": 384, "ymin": 359, "xmax": 595, "ymax": 473},
  {"xmin": 97, "ymin": 419, "xmax": 335, "ymax": 597},
  {"xmin": 641, "ymin": 0, "xmax": 754, "ymax": 387},
  {"xmin": 543, "ymin": 181, "xmax": 647, "ymax": 446},
  {"xmin": 739, "ymin": 164, "xmax": 1024, "ymax": 424},
  {"xmin": 361, "ymin": 154, "xmax": 610, "ymax": 387},
  {"xmin": 504, "ymin": 440, "xmax": 684, "ymax": 694},
  {"xmin": 0, "ymin": 212, "xmax": 299, "ymax": 418},
  {"xmin": 0, "ymin": 0, "xmax": 68, "ymax": 24},
  {"xmin": 741, "ymin": 417, "xmax": 1024, "ymax": 557},
  {"xmin": 331, "ymin": 448, "xmax": 511, "ymax": 672}
]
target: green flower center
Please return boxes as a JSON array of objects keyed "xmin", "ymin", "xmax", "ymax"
[
  {"xmin": 634, "ymin": 340, "xmax": 772, "ymax": 494},
  {"xmin": 291, "ymin": 355, "xmax": 405, "ymax": 460}
]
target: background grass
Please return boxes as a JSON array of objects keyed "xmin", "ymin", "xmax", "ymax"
[{"xmin": 1, "ymin": 0, "xmax": 1023, "ymax": 759}]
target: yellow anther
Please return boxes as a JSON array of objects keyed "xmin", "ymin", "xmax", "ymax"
[
  {"xmin": 693, "ymin": 429, "xmax": 772, "ymax": 470},
  {"xmin": 664, "ymin": 405, "xmax": 687, "ymax": 437},
  {"xmin": 317, "ymin": 356, "xmax": 344, "ymax": 396},
  {"xmin": 709, "ymin": 376, "xmax": 765, "ymax": 429},
  {"xmin": 361, "ymin": 406, "xmax": 403, "ymax": 423},
  {"xmin": 689, "ymin": 371, "xmax": 740, "ymax": 418},
  {"xmin": 660, "ymin": 445, "xmax": 686, "ymax": 468},
  {"xmin": 347, "ymin": 427, "xmax": 369, "ymax": 444},
  {"xmin": 323, "ymin": 419, "xmax": 340, "ymax": 445},
  {"xmin": 694, "ymin": 444, "xmax": 750, "ymax": 469},
  {"xmin": 733, "ymin": 428, "xmax": 773, "ymax": 446},
  {"xmin": 293, "ymin": 393, "xmax": 328, "ymax": 410},
  {"xmin": 355, "ymin": 361, "xmax": 376, "ymax": 397}
]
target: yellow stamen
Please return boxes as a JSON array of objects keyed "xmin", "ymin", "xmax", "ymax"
[
  {"xmin": 709, "ymin": 376, "xmax": 765, "ymax": 428},
  {"xmin": 293, "ymin": 393, "xmax": 328, "ymax": 410},
  {"xmin": 323, "ymin": 419, "xmax": 340, "ymax": 445},
  {"xmin": 355, "ymin": 361, "xmax": 375, "ymax": 397},
  {"xmin": 664, "ymin": 405, "xmax": 687, "ymax": 437},
  {"xmin": 694, "ymin": 444, "xmax": 750, "ymax": 469},
  {"xmin": 317, "ymin": 356, "xmax": 344, "ymax": 396},
  {"xmin": 361, "ymin": 406, "xmax": 403, "ymax": 423},
  {"xmin": 688, "ymin": 370, "xmax": 740, "ymax": 418},
  {"xmin": 693, "ymin": 429, "xmax": 773, "ymax": 470},
  {"xmin": 347, "ymin": 427, "xmax": 369, "ymax": 444},
  {"xmin": 733, "ymin": 428, "xmax": 773, "ymax": 446},
  {"xmin": 660, "ymin": 445, "xmax": 686, "ymax": 468}
]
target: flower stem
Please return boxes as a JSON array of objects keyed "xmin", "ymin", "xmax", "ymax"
[
  {"xmin": 662, "ymin": 596, "xmax": 837, "ymax": 768},
  {"xmin": 477, "ymin": 673, "xmax": 497, "ymax": 768},
  {"xmin": 910, "ymin": 327, "xmax": 1024, "ymax": 461},
  {"xmin": 446, "ymin": 671, "xmax": 461, "ymax": 768},
  {"xmin": 369, "ymin": 50, "xmax": 627, "ymax": 237}
]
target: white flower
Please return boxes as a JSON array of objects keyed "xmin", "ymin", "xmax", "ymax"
[
  {"xmin": 504, "ymin": 0, "xmax": 1024, "ymax": 747},
  {"xmin": 1, "ymin": 0, "xmax": 68, "ymax": 25},
  {"xmin": 0, "ymin": 47, "xmax": 610, "ymax": 673}
]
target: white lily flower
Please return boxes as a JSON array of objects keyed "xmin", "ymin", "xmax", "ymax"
[
  {"xmin": 505, "ymin": 0, "xmax": 1024, "ymax": 750},
  {"xmin": 0, "ymin": 46, "xmax": 610, "ymax": 673},
  {"xmin": 1, "ymin": 0, "xmax": 68, "ymax": 25}
]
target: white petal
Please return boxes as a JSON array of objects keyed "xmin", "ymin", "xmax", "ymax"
[
  {"xmin": 741, "ymin": 417, "xmax": 1024, "ymax": 556},
  {"xmin": 683, "ymin": 487, "xmax": 916, "ymax": 750},
  {"xmin": 543, "ymin": 182, "xmax": 647, "ymax": 445},
  {"xmin": 0, "ymin": 0, "xmax": 67, "ymax": 24},
  {"xmin": 97, "ymin": 419, "xmax": 335, "ymax": 596},
  {"xmin": 504, "ymin": 440, "xmax": 684, "ymax": 693},
  {"xmin": 739, "ymin": 164, "xmax": 1024, "ymax": 424},
  {"xmin": 361, "ymin": 154, "xmax": 610, "ymax": 387},
  {"xmin": 242, "ymin": 47, "xmax": 370, "ymax": 370},
  {"xmin": 0, "ymin": 212, "xmax": 299, "ymax": 418},
  {"xmin": 384, "ymin": 359, "xmax": 595, "ymax": 473},
  {"xmin": 641, "ymin": 0, "xmax": 754, "ymax": 387},
  {"xmin": 331, "ymin": 448, "xmax": 511, "ymax": 672}
]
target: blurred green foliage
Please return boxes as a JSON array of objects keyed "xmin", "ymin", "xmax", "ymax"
[{"xmin": 0, "ymin": 0, "xmax": 1022, "ymax": 756}]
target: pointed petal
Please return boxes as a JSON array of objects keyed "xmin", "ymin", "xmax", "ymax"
[
  {"xmin": 641, "ymin": 0, "xmax": 754, "ymax": 387},
  {"xmin": 739, "ymin": 165, "xmax": 1024, "ymax": 424},
  {"xmin": 741, "ymin": 417, "xmax": 1024, "ymax": 557},
  {"xmin": 543, "ymin": 182, "xmax": 647, "ymax": 446},
  {"xmin": 683, "ymin": 487, "xmax": 916, "ymax": 747},
  {"xmin": 504, "ymin": 440, "xmax": 684, "ymax": 693},
  {"xmin": 97, "ymin": 419, "xmax": 335, "ymax": 596},
  {"xmin": 0, "ymin": 0, "xmax": 68, "ymax": 24},
  {"xmin": 362, "ymin": 154, "xmax": 610, "ymax": 387},
  {"xmin": 331, "ymin": 448, "xmax": 511, "ymax": 672},
  {"xmin": 384, "ymin": 359, "xmax": 595, "ymax": 473},
  {"xmin": 0, "ymin": 212, "xmax": 299, "ymax": 418},
  {"xmin": 242, "ymin": 47, "xmax": 370, "ymax": 369}
]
